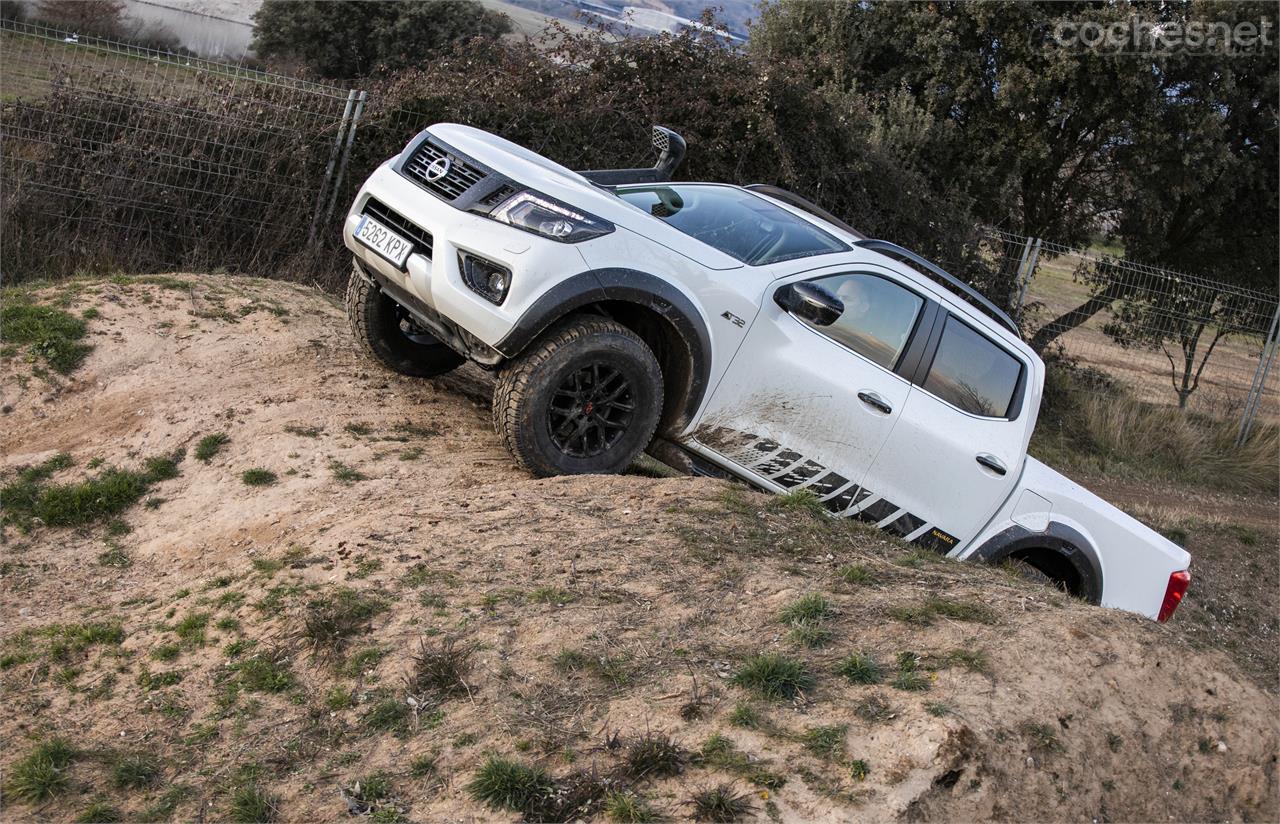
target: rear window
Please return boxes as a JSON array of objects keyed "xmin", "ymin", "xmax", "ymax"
[
  {"xmin": 616, "ymin": 184, "xmax": 849, "ymax": 265},
  {"xmin": 923, "ymin": 317, "xmax": 1023, "ymax": 417}
]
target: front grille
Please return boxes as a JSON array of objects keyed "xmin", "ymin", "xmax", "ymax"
[
  {"xmin": 362, "ymin": 198, "xmax": 432, "ymax": 259},
  {"xmin": 403, "ymin": 140, "xmax": 486, "ymax": 200}
]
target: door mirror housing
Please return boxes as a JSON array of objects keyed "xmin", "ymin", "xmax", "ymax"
[{"xmin": 775, "ymin": 281, "xmax": 844, "ymax": 326}]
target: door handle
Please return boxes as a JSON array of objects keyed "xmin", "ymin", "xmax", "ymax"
[
  {"xmin": 857, "ymin": 391, "xmax": 893, "ymax": 415},
  {"xmin": 976, "ymin": 454, "xmax": 1007, "ymax": 476}
]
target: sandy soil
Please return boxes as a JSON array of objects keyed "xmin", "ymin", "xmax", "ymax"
[{"xmin": 1, "ymin": 275, "xmax": 1277, "ymax": 823}]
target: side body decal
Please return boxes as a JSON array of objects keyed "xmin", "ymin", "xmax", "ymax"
[{"xmin": 695, "ymin": 426, "xmax": 959, "ymax": 552}]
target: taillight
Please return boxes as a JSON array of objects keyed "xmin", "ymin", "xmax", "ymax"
[{"xmin": 1158, "ymin": 570, "xmax": 1191, "ymax": 622}]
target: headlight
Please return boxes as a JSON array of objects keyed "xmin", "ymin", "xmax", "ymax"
[{"xmin": 489, "ymin": 190, "xmax": 614, "ymax": 243}]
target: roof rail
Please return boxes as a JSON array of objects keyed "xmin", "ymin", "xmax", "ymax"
[
  {"xmin": 856, "ymin": 239, "xmax": 1020, "ymax": 335},
  {"xmin": 743, "ymin": 184, "xmax": 866, "ymax": 240}
]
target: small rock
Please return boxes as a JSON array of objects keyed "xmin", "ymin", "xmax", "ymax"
[{"xmin": 1217, "ymin": 741, "xmax": 1228, "ymax": 752}]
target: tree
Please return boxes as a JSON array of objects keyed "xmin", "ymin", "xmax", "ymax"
[
  {"xmin": 252, "ymin": 0, "xmax": 511, "ymax": 79},
  {"xmin": 750, "ymin": 1, "xmax": 1163, "ymax": 253},
  {"xmin": 34, "ymin": 0, "xmax": 125, "ymax": 37},
  {"xmin": 1030, "ymin": 0, "xmax": 1278, "ymax": 354},
  {"xmin": 1089, "ymin": 263, "xmax": 1259, "ymax": 408}
]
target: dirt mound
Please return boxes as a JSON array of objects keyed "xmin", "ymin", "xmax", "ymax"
[{"xmin": 2, "ymin": 275, "xmax": 1277, "ymax": 823}]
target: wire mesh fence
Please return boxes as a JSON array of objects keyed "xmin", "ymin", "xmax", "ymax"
[
  {"xmin": 994, "ymin": 229, "xmax": 1279, "ymax": 430},
  {"xmin": 0, "ymin": 19, "xmax": 358, "ymax": 278}
]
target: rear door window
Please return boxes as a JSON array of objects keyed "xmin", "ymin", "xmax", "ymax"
[{"xmin": 922, "ymin": 316, "xmax": 1022, "ymax": 417}]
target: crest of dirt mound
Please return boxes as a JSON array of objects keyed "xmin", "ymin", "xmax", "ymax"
[{"xmin": 1, "ymin": 275, "xmax": 1276, "ymax": 823}]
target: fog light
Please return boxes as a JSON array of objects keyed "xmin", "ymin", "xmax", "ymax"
[{"xmin": 458, "ymin": 252, "xmax": 511, "ymax": 305}]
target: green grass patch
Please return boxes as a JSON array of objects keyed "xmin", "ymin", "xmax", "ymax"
[
  {"xmin": 241, "ymin": 468, "xmax": 277, "ymax": 487},
  {"xmin": 1, "ymin": 452, "xmax": 181, "ymax": 530},
  {"xmin": 361, "ymin": 693, "xmax": 413, "ymax": 737},
  {"xmin": 774, "ymin": 488, "xmax": 827, "ymax": 517},
  {"xmin": 229, "ymin": 651, "xmax": 293, "ymax": 693},
  {"xmin": 341, "ymin": 646, "xmax": 386, "ymax": 677},
  {"xmin": 731, "ymin": 653, "xmax": 814, "ymax": 701},
  {"xmin": 111, "ymin": 751, "xmax": 161, "ymax": 789},
  {"xmin": 137, "ymin": 785, "xmax": 190, "ymax": 822},
  {"xmin": 174, "ymin": 612, "xmax": 210, "ymax": 646},
  {"xmin": 75, "ymin": 800, "xmax": 121, "ymax": 823},
  {"xmin": 887, "ymin": 597, "xmax": 996, "ymax": 626},
  {"xmin": 778, "ymin": 593, "xmax": 834, "ymax": 625},
  {"xmin": 329, "ymin": 460, "xmax": 366, "ymax": 484},
  {"xmin": 466, "ymin": 757, "xmax": 555, "ymax": 813},
  {"xmin": 787, "ymin": 621, "xmax": 833, "ymax": 648},
  {"xmin": 727, "ymin": 703, "xmax": 760, "ymax": 729},
  {"xmin": 837, "ymin": 563, "xmax": 876, "ymax": 585},
  {"xmin": 195, "ymin": 433, "xmax": 230, "ymax": 463},
  {"xmin": 228, "ymin": 781, "xmax": 278, "ymax": 823},
  {"xmin": 697, "ymin": 733, "xmax": 786, "ymax": 789},
  {"xmin": 4, "ymin": 738, "xmax": 78, "ymax": 802},
  {"xmin": 835, "ymin": 651, "xmax": 882, "ymax": 685},
  {"xmin": 38, "ymin": 621, "xmax": 126, "ymax": 663},
  {"xmin": 150, "ymin": 644, "xmax": 181, "ymax": 662},
  {"xmin": 800, "ymin": 724, "xmax": 847, "ymax": 759},
  {"xmin": 553, "ymin": 648, "xmax": 633, "ymax": 687},
  {"xmin": 891, "ymin": 670, "xmax": 931, "ymax": 692},
  {"xmin": 528, "ymin": 586, "xmax": 576, "ymax": 605},
  {"xmin": 604, "ymin": 790, "xmax": 659, "ymax": 823},
  {"xmin": 1, "ymin": 303, "xmax": 93, "ymax": 373}
]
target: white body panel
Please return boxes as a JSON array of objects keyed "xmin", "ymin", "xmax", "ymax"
[
  {"xmin": 342, "ymin": 122, "xmax": 1192, "ymax": 622},
  {"xmin": 962, "ymin": 458, "xmax": 1191, "ymax": 619}
]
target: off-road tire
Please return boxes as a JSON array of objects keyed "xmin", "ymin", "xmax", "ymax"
[
  {"xmin": 493, "ymin": 316, "xmax": 663, "ymax": 477},
  {"xmin": 345, "ymin": 263, "xmax": 464, "ymax": 378}
]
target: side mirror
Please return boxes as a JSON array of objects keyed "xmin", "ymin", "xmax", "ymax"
[{"xmin": 775, "ymin": 281, "xmax": 844, "ymax": 326}]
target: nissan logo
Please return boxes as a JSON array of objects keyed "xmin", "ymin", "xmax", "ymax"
[{"xmin": 424, "ymin": 156, "xmax": 452, "ymax": 182}]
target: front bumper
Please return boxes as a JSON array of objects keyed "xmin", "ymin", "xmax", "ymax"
[{"xmin": 343, "ymin": 161, "xmax": 592, "ymax": 349}]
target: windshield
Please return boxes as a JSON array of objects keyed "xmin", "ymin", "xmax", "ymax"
[{"xmin": 616, "ymin": 184, "xmax": 850, "ymax": 265}]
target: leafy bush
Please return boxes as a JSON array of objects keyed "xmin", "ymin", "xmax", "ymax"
[
  {"xmin": 4, "ymin": 19, "xmax": 984, "ymax": 294},
  {"xmin": 252, "ymin": 0, "xmax": 510, "ymax": 78}
]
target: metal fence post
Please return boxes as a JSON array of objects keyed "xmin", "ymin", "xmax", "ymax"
[
  {"xmin": 1012, "ymin": 238, "xmax": 1042, "ymax": 321},
  {"xmin": 1008, "ymin": 235, "xmax": 1033, "ymax": 314},
  {"xmin": 320, "ymin": 90, "xmax": 367, "ymax": 234},
  {"xmin": 1238, "ymin": 302, "xmax": 1280, "ymax": 445},
  {"xmin": 308, "ymin": 88, "xmax": 358, "ymax": 245}
]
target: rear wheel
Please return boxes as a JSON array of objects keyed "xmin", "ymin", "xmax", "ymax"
[
  {"xmin": 345, "ymin": 262, "xmax": 464, "ymax": 378},
  {"xmin": 493, "ymin": 316, "xmax": 663, "ymax": 477}
]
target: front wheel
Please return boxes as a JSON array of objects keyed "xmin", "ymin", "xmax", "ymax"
[
  {"xmin": 493, "ymin": 316, "xmax": 663, "ymax": 477},
  {"xmin": 345, "ymin": 262, "xmax": 465, "ymax": 378}
]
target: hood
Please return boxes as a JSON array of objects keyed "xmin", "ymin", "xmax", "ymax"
[{"xmin": 426, "ymin": 124, "xmax": 743, "ymax": 270}]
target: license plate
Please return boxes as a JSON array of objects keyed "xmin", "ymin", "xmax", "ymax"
[{"xmin": 354, "ymin": 214, "xmax": 413, "ymax": 268}]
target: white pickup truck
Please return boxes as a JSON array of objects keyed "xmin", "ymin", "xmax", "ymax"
[{"xmin": 341, "ymin": 123, "xmax": 1191, "ymax": 622}]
